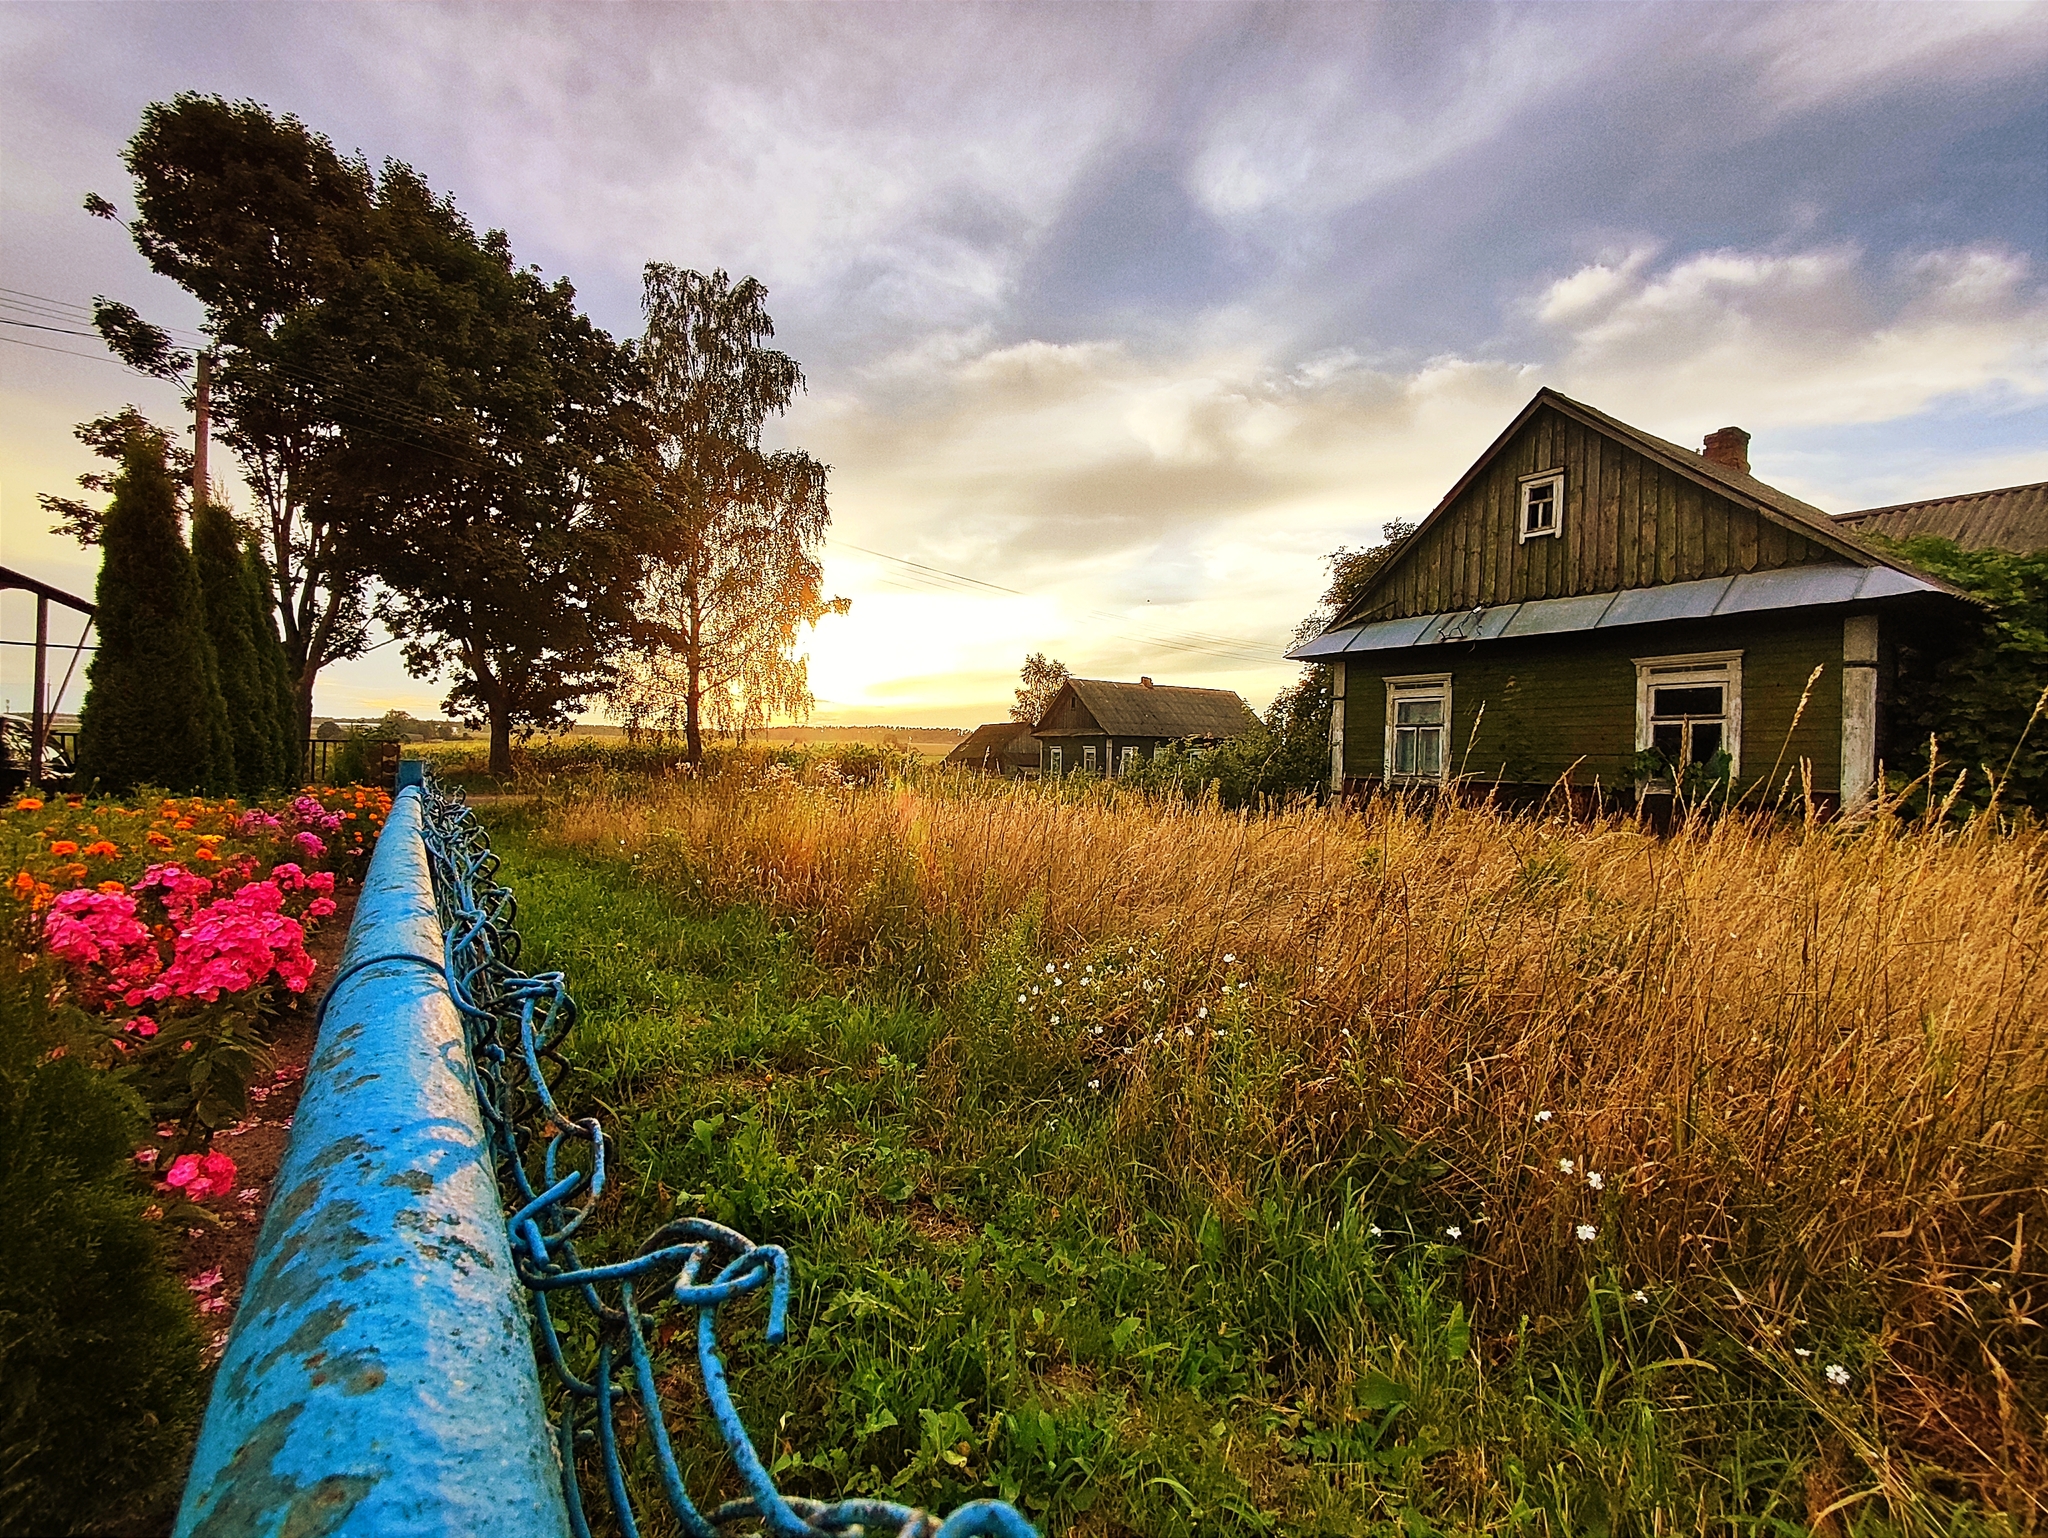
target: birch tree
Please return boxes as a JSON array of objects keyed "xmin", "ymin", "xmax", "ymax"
[{"xmin": 615, "ymin": 266, "xmax": 846, "ymax": 762}]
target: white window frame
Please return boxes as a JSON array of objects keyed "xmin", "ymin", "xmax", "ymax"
[
  {"xmin": 1518, "ymin": 468, "xmax": 1564, "ymax": 544},
  {"xmin": 1633, "ymin": 650, "xmax": 1743, "ymax": 779},
  {"xmin": 1048, "ymin": 745, "xmax": 1064, "ymax": 776},
  {"xmin": 1382, "ymin": 672, "xmax": 1452, "ymax": 784},
  {"xmin": 1120, "ymin": 744, "xmax": 1140, "ymax": 775},
  {"xmin": 1082, "ymin": 744, "xmax": 1098, "ymax": 773}
]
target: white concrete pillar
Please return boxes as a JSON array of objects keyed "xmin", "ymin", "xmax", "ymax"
[
  {"xmin": 1842, "ymin": 614, "xmax": 1879, "ymax": 813},
  {"xmin": 1329, "ymin": 661, "xmax": 1347, "ymax": 790}
]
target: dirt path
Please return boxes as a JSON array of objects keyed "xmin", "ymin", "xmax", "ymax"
[{"xmin": 173, "ymin": 880, "xmax": 361, "ymax": 1364}]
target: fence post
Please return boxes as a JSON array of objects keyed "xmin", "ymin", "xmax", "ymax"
[{"xmin": 172, "ymin": 786, "xmax": 571, "ymax": 1538}]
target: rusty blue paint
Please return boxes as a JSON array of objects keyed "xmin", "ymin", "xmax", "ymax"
[{"xmin": 172, "ymin": 787, "xmax": 572, "ymax": 1538}]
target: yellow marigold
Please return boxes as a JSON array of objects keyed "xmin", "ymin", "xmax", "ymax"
[{"xmin": 14, "ymin": 798, "xmax": 43, "ymax": 811}]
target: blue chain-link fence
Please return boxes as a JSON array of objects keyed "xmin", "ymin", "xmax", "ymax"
[{"xmin": 415, "ymin": 774, "xmax": 1037, "ymax": 1538}]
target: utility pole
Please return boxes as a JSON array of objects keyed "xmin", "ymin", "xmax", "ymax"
[{"xmin": 193, "ymin": 350, "xmax": 212, "ymax": 510}]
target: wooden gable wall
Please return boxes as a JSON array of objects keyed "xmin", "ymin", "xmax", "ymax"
[{"xmin": 1361, "ymin": 404, "xmax": 1847, "ymax": 622}]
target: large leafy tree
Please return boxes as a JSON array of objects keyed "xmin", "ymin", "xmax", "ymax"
[
  {"xmin": 611, "ymin": 266, "xmax": 846, "ymax": 764},
  {"xmin": 74, "ymin": 437, "xmax": 233, "ymax": 795},
  {"xmin": 1010, "ymin": 653, "xmax": 1070, "ymax": 724},
  {"xmin": 89, "ymin": 94, "xmax": 380, "ymax": 745},
  {"xmin": 321, "ymin": 175, "xmax": 650, "ymax": 778},
  {"xmin": 1872, "ymin": 535, "xmax": 2048, "ymax": 813}
]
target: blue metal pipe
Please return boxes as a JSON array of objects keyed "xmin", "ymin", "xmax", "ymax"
[{"xmin": 173, "ymin": 786, "xmax": 572, "ymax": 1538}]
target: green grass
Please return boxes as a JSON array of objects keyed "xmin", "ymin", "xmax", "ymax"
[{"xmin": 483, "ymin": 808, "xmax": 2012, "ymax": 1538}]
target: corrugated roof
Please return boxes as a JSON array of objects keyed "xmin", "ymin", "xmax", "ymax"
[
  {"xmin": 1836, "ymin": 481, "xmax": 2048, "ymax": 553},
  {"xmin": 1288, "ymin": 565, "xmax": 1952, "ymax": 660},
  {"xmin": 944, "ymin": 721, "xmax": 1037, "ymax": 768},
  {"xmin": 1038, "ymin": 679, "xmax": 1258, "ymax": 739}
]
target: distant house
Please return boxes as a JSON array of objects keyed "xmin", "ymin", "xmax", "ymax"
[
  {"xmin": 944, "ymin": 721, "xmax": 1041, "ymax": 778},
  {"xmin": 1032, "ymin": 677, "xmax": 1257, "ymax": 777},
  {"xmin": 1833, "ymin": 482, "xmax": 2047, "ymax": 554},
  {"xmin": 1289, "ymin": 387, "xmax": 1983, "ymax": 810}
]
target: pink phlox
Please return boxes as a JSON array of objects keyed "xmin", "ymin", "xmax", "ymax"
[
  {"xmin": 148, "ymin": 881, "xmax": 315, "ymax": 1001},
  {"xmin": 134, "ymin": 863, "xmax": 215, "ymax": 922},
  {"xmin": 44, "ymin": 888, "xmax": 150, "ymax": 967},
  {"xmin": 291, "ymin": 831, "xmax": 327, "ymax": 859}
]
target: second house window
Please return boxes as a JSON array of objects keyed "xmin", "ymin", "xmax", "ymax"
[
  {"xmin": 1384, "ymin": 673, "xmax": 1452, "ymax": 783},
  {"xmin": 1634, "ymin": 651, "xmax": 1743, "ymax": 777}
]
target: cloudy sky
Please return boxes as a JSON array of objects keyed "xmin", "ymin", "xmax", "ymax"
[{"xmin": 4, "ymin": 2, "xmax": 2046, "ymax": 727}]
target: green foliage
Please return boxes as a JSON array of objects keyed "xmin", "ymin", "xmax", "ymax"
[
  {"xmin": 75, "ymin": 438, "xmax": 233, "ymax": 796},
  {"xmin": 481, "ymin": 816, "xmax": 1957, "ymax": 1535},
  {"xmin": 1875, "ymin": 536, "xmax": 2048, "ymax": 812},
  {"xmin": 194, "ymin": 500, "xmax": 281, "ymax": 792},
  {"xmin": 0, "ymin": 946, "xmax": 203, "ymax": 1533},
  {"xmin": 331, "ymin": 730, "xmax": 395, "ymax": 787},
  {"xmin": 1117, "ymin": 670, "xmax": 1331, "ymax": 808},
  {"xmin": 243, "ymin": 538, "xmax": 302, "ymax": 783}
]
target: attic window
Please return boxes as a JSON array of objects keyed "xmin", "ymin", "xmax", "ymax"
[{"xmin": 1519, "ymin": 470, "xmax": 1562, "ymax": 542}]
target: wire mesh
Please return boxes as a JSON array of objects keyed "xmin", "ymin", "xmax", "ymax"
[{"xmin": 413, "ymin": 776, "xmax": 1037, "ymax": 1538}]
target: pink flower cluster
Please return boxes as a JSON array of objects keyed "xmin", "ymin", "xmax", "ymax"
[
  {"xmin": 44, "ymin": 889, "xmax": 161, "ymax": 999},
  {"xmin": 139, "ymin": 880, "xmax": 316, "ymax": 1004},
  {"xmin": 43, "ymin": 856, "xmax": 331, "ymax": 1016},
  {"xmin": 164, "ymin": 1150, "xmax": 237, "ymax": 1200},
  {"xmin": 231, "ymin": 798, "xmax": 339, "ymax": 862}
]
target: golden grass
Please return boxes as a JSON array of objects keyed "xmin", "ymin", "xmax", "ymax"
[{"xmin": 537, "ymin": 769, "xmax": 2047, "ymax": 1512}]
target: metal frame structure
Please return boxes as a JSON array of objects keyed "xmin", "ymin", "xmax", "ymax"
[{"xmin": 0, "ymin": 565, "xmax": 95, "ymax": 785}]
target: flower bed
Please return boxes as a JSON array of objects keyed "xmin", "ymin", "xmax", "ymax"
[{"xmin": 4, "ymin": 786, "xmax": 389, "ymax": 1220}]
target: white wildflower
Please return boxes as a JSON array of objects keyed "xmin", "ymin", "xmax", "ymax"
[
  {"xmin": 1795, "ymin": 1348, "xmax": 1812, "ymax": 1358},
  {"xmin": 1586, "ymin": 1171, "xmax": 1604, "ymax": 1191},
  {"xmin": 1088, "ymin": 1079, "xmax": 1101, "ymax": 1092},
  {"xmin": 1631, "ymin": 1289, "xmax": 1648, "ymax": 1304},
  {"xmin": 1825, "ymin": 1363, "xmax": 1851, "ymax": 1388},
  {"xmin": 1223, "ymin": 953, "xmax": 1236, "ymax": 963},
  {"xmin": 1017, "ymin": 994, "xmax": 1027, "ymax": 1004},
  {"xmin": 1444, "ymin": 1225, "xmax": 1462, "ymax": 1240},
  {"xmin": 1369, "ymin": 1224, "xmax": 1383, "ymax": 1237},
  {"xmin": 1198, "ymin": 1006, "xmax": 1208, "ymax": 1018},
  {"xmin": 1576, "ymin": 1223, "xmax": 1597, "ymax": 1242},
  {"xmin": 1559, "ymin": 1158, "xmax": 1575, "ymax": 1174},
  {"xmin": 1535, "ymin": 1110, "xmax": 1552, "ymax": 1123},
  {"xmin": 1050, "ymin": 1015, "xmax": 1060, "ymax": 1026}
]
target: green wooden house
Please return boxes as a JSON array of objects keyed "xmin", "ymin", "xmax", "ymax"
[{"xmin": 1289, "ymin": 388, "xmax": 1977, "ymax": 809}]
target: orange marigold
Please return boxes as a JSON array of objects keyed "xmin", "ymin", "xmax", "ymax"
[
  {"xmin": 84, "ymin": 840, "xmax": 119, "ymax": 858},
  {"xmin": 14, "ymin": 798, "xmax": 43, "ymax": 811},
  {"xmin": 49, "ymin": 840, "xmax": 78, "ymax": 856},
  {"xmin": 191, "ymin": 846, "xmax": 220, "ymax": 862}
]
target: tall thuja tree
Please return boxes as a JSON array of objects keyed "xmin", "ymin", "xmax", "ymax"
[
  {"xmin": 89, "ymin": 94, "xmax": 379, "ymax": 745},
  {"xmin": 75, "ymin": 437, "xmax": 232, "ymax": 795},
  {"xmin": 613, "ymin": 265, "xmax": 847, "ymax": 764},
  {"xmin": 324, "ymin": 171, "xmax": 650, "ymax": 778},
  {"xmin": 192, "ymin": 501, "xmax": 278, "ymax": 791},
  {"xmin": 242, "ymin": 540, "xmax": 300, "ymax": 784}
]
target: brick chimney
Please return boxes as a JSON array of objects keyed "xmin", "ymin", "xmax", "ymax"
[
  {"xmin": 1701, "ymin": 426, "xmax": 1751, "ymax": 475},
  {"xmin": 1139, "ymin": 676, "xmax": 1154, "ymax": 688}
]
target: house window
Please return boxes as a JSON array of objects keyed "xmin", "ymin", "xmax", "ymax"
[
  {"xmin": 1519, "ymin": 470, "xmax": 1562, "ymax": 542},
  {"xmin": 1048, "ymin": 746, "xmax": 1064, "ymax": 776},
  {"xmin": 1083, "ymin": 745, "xmax": 1098, "ymax": 773},
  {"xmin": 1634, "ymin": 652, "xmax": 1742, "ymax": 778},
  {"xmin": 1383, "ymin": 673, "xmax": 1452, "ymax": 783},
  {"xmin": 1120, "ymin": 745, "xmax": 1140, "ymax": 775}
]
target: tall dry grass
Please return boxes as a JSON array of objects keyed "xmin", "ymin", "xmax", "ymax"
[{"xmin": 537, "ymin": 769, "xmax": 2047, "ymax": 1511}]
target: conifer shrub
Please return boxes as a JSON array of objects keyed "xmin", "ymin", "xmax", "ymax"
[
  {"xmin": 194, "ymin": 501, "xmax": 273, "ymax": 793},
  {"xmin": 74, "ymin": 439, "xmax": 233, "ymax": 796},
  {"xmin": 242, "ymin": 541, "xmax": 301, "ymax": 787},
  {"xmin": 0, "ymin": 948, "xmax": 202, "ymax": 1533}
]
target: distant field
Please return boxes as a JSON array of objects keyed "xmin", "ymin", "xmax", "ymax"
[{"xmin": 473, "ymin": 768, "xmax": 2045, "ymax": 1536}]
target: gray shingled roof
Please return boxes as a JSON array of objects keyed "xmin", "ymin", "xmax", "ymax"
[
  {"xmin": 944, "ymin": 721, "xmax": 1038, "ymax": 769},
  {"xmin": 1836, "ymin": 482, "xmax": 2048, "ymax": 554},
  {"xmin": 1038, "ymin": 679, "xmax": 1258, "ymax": 740}
]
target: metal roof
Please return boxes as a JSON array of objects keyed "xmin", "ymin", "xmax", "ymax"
[
  {"xmin": 1836, "ymin": 481, "xmax": 2048, "ymax": 554},
  {"xmin": 1287, "ymin": 564, "xmax": 1949, "ymax": 660}
]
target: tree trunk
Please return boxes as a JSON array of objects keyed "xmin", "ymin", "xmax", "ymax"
[
  {"xmin": 295, "ymin": 664, "xmax": 317, "ymax": 782},
  {"xmin": 489, "ymin": 709, "xmax": 513, "ymax": 781},
  {"xmin": 684, "ymin": 653, "xmax": 703, "ymax": 766}
]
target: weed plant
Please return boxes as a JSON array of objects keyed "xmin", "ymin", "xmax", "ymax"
[{"xmin": 485, "ymin": 768, "xmax": 2044, "ymax": 1535}]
